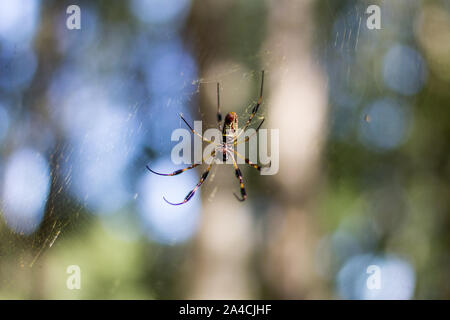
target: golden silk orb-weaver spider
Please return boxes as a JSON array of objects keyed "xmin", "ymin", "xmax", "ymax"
[{"xmin": 146, "ymin": 71, "xmax": 270, "ymax": 205}]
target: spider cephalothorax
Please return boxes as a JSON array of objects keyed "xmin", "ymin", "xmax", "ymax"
[{"xmin": 146, "ymin": 71, "xmax": 269, "ymax": 205}]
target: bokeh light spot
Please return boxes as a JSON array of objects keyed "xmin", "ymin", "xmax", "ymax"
[
  {"xmin": 130, "ymin": 0, "xmax": 191, "ymax": 26},
  {"xmin": 383, "ymin": 44, "xmax": 427, "ymax": 96},
  {"xmin": 337, "ymin": 254, "xmax": 416, "ymax": 299},
  {"xmin": 1, "ymin": 148, "xmax": 50, "ymax": 234},
  {"xmin": 358, "ymin": 99, "xmax": 412, "ymax": 151},
  {"xmin": 0, "ymin": 0, "xmax": 40, "ymax": 43}
]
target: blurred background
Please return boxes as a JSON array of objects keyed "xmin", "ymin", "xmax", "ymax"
[{"xmin": 0, "ymin": 0, "xmax": 449, "ymax": 299}]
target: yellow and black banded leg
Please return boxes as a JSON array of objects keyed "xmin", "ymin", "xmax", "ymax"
[
  {"xmin": 232, "ymin": 149, "xmax": 271, "ymax": 172},
  {"xmin": 146, "ymin": 163, "xmax": 200, "ymax": 176},
  {"xmin": 236, "ymin": 70, "xmax": 265, "ymax": 140},
  {"xmin": 235, "ymin": 117, "xmax": 265, "ymax": 146},
  {"xmin": 217, "ymin": 82, "xmax": 222, "ymax": 130},
  {"xmin": 244, "ymin": 158, "xmax": 263, "ymax": 171},
  {"xmin": 179, "ymin": 113, "xmax": 215, "ymax": 144},
  {"xmin": 163, "ymin": 163, "xmax": 214, "ymax": 205},
  {"xmin": 231, "ymin": 158, "xmax": 247, "ymax": 202},
  {"xmin": 147, "ymin": 150, "xmax": 216, "ymax": 177}
]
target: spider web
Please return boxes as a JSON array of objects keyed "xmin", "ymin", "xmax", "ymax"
[{"xmin": 0, "ymin": 1, "xmax": 274, "ymax": 299}]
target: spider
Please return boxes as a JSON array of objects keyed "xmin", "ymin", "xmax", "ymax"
[{"xmin": 146, "ymin": 70, "xmax": 269, "ymax": 205}]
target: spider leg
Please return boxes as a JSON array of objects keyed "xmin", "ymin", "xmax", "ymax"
[
  {"xmin": 217, "ymin": 82, "xmax": 222, "ymax": 131},
  {"xmin": 234, "ymin": 117, "xmax": 265, "ymax": 146},
  {"xmin": 163, "ymin": 163, "xmax": 214, "ymax": 205},
  {"xmin": 147, "ymin": 150, "xmax": 216, "ymax": 177},
  {"xmin": 236, "ymin": 70, "xmax": 264, "ymax": 140},
  {"xmin": 228, "ymin": 152, "xmax": 247, "ymax": 201},
  {"xmin": 146, "ymin": 163, "xmax": 200, "ymax": 176},
  {"xmin": 232, "ymin": 149, "xmax": 271, "ymax": 172},
  {"xmin": 179, "ymin": 113, "xmax": 217, "ymax": 145}
]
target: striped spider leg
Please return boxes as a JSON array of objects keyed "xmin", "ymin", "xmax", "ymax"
[
  {"xmin": 146, "ymin": 163, "xmax": 200, "ymax": 176},
  {"xmin": 234, "ymin": 117, "xmax": 265, "ymax": 146},
  {"xmin": 232, "ymin": 148, "xmax": 271, "ymax": 172},
  {"xmin": 223, "ymin": 142, "xmax": 270, "ymax": 202},
  {"xmin": 234, "ymin": 70, "xmax": 265, "ymax": 143},
  {"xmin": 217, "ymin": 82, "xmax": 222, "ymax": 131},
  {"xmin": 226, "ymin": 150, "xmax": 247, "ymax": 201},
  {"xmin": 163, "ymin": 154, "xmax": 216, "ymax": 206},
  {"xmin": 148, "ymin": 84, "xmax": 224, "ymax": 206},
  {"xmin": 147, "ymin": 150, "xmax": 217, "ymax": 206},
  {"xmin": 179, "ymin": 113, "xmax": 215, "ymax": 144}
]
